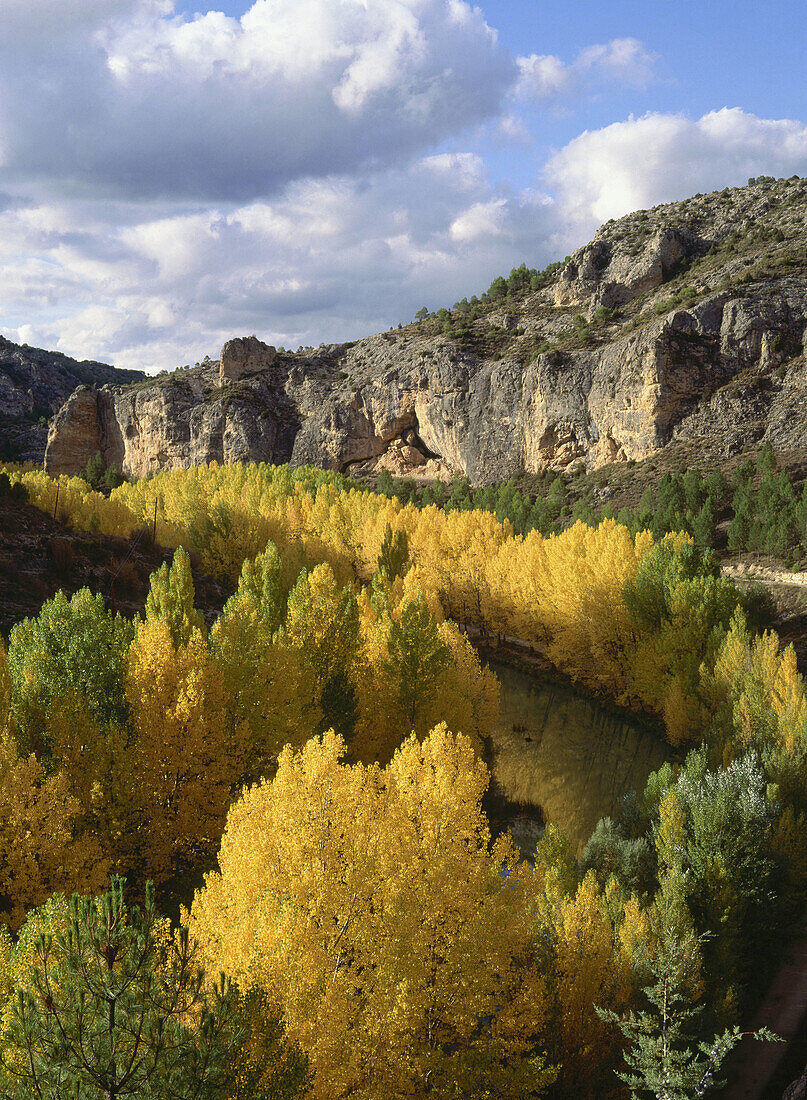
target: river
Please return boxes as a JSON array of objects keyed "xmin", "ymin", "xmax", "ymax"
[{"xmin": 486, "ymin": 660, "xmax": 669, "ymax": 856}]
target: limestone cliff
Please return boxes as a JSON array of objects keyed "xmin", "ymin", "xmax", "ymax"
[
  {"xmin": 43, "ymin": 176, "xmax": 807, "ymax": 484},
  {"xmin": 0, "ymin": 337, "xmax": 144, "ymax": 464}
]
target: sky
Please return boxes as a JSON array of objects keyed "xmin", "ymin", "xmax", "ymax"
[{"xmin": 2, "ymin": 0, "xmax": 807, "ymax": 372}]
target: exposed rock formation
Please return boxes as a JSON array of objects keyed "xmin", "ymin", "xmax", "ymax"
[
  {"xmin": 554, "ymin": 227, "xmax": 697, "ymax": 309},
  {"xmin": 219, "ymin": 335, "xmax": 277, "ymax": 384},
  {"xmin": 0, "ymin": 337, "xmax": 143, "ymax": 464},
  {"xmin": 784, "ymin": 1068, "xmax": 807, "ymax": 1100},
  {"xmin": 40, "ymin": 176, "xmax": 807, "ymax": 485}
]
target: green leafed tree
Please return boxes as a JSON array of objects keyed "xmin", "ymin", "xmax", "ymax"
[
  {"xmin": 145, "ymin": 546, "xmax": 204, "ymax": 648},
  {"xmin": 597, "ymin": 910, "xmax": 778, "ymax": 1100},
  {"xmin": 7, "ymin": 588, "xmax": 134, "ymax": 755},
  {"xmin": 384, "ymin": 592, "xmax": 450, "ymax": 730}
]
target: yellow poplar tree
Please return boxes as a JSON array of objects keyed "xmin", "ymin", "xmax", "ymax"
[
  {"xmin": 0, "ymin": 737, "xmax": 108, "ymax": 929},
  {"xmin": 211, "ymin": 545, "xmax": 311, "ymax": 779},
  {"xmin": 187, "ymin": 726, "xmax": 553, "ymax": 1100},
  {"xmin": 548, "ymin": 872, "xmax": 631, "ymax": 1096},
  {"xmin": 126, "ymin": 620, "xmax": 233, "ymax": 882}
]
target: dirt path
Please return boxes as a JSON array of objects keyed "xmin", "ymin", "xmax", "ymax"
[
  {"xmin": 721, "ymin": 915, "xmax": 807, "ymax": 1099},
  {"xmin": 722, "ymin": 563, "xmax": 807, "ymax": 589}
]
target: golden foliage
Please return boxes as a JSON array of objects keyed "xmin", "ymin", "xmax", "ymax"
[
  {"xmin": 0, "ymin": 738, "xmax": 108, "ymax": 929},
  {"xmin": 187, "ymin": 726, "xmax": 552, "ymax": 1099},
  {"xmin": 127, "ymin": 621, "xmax": 233, "ymax": 881}
]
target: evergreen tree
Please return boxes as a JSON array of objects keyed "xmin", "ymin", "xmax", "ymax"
[
  {"xmin": 85, "ymin": 452, "xmax": 105, "ymax": 490},
  {"xmin": 691, "ymin": 498, "xmax": 716, "ymax": 550},
  {"xmin": 0, "ymin": 877, "xmax": 240, "ymax": 1099}
]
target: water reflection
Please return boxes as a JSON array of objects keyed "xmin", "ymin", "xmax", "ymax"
[{"xmin": 488, "ymin": 660, "xmax": 669, "ymax": 853}]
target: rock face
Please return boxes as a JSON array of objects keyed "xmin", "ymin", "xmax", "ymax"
[
  {"xmin": 0, "ymin": 337, "xmax": 144, "ymax": 464},
  {"xmin": 41, "ymin": 176, "xmax": 807, "ymax": 484},
  {"xmin": 784, "ymin": 1069, "xmax": 807, "ymax": 1100}
]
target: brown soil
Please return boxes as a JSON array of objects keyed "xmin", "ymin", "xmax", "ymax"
[{"xmin": 0, "ymin": 495, "xmax": 229, "ymax": 640}]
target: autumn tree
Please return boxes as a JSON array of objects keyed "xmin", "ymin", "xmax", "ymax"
[
  {"xmin": 383, "ymin": 589, "xmax": 450, "ymax": 730},
  {"xmin": 281, "ymin": 563, "xmax": 361, "ymax": 739},
  {"xmin": 0, "ymin": 736, "xmax": 108, "ymax": 930},
  {"xmin": 211, "ymin": 545, "xmax": 309, "ymax": 779},
  {"xmin": 126, "ymin": 620, "xmax": 233, "ymax": 882},
  {"xmin": 545, "ymin": 873, "xmax": 632, "ymax": 1095},
  {"xmin": 377, "ymin": 522, "xmax": 409, "ymax": 581},
  {"xmin": 187, "ymin": 727, "xmax": 554, "ymax": 1100},
  {"xmin": 0, "ymin": 643, "xmax": 9, "ymax": 733}
]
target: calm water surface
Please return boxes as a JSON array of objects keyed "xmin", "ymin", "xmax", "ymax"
[{"xmin": 488, "ymin": 660, "xmax": 669, "ymax": 852}]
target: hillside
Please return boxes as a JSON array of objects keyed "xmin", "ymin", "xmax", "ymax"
[
  {"xmin": 28, "ymin": 174, "xmax": 807, "ymax": 484},
  {"xmin": 0, "ymin": 337, "xmax": 145, "ymax": 464},
  {"xmin": 0, "ymin": 490, "xmax": 227, "ymax": 640}
]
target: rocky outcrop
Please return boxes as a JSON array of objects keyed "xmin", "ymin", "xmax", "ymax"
[
  {"xmin": 219, "ymin": 335, "xmax": 277, "ymax": 384},
  {"xmin": 41, "ymin": 176, "xmax": 807, "ymax": 485},
  {"xmin": 785, "ymin": 1069, "xmax": 807, "ymax": 1100},
  {"xmin": 45, "ymin": 387, "xmax": 106, "ymax": 477},
  {"xmin": 554, "ymin": 227, "xmax": 699, "ymax": 310},
  {"xmin": 0, "ymin": 336, "xmax": 144, "ymax": 464}
]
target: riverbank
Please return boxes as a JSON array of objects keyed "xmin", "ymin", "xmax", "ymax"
[{"xmin": 462, "ymin": 624, "xmax": 670, "ymax": 744}]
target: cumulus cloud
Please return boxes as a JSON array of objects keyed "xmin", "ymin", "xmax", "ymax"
[
  {"xmin": 5, "ymin": 103, "xmax": 807, "ymax": 372},
  {"xmin": 546, "ymin": 107, "xmax": 807, "ymax": 225},
  {"xmin": 0, "ymin": 0, "xmax": 514, "ymax": 201},
  {"xmin": 0, "ymin": 160, "xmax": 563, "ymax": 370},
  {"xmin": 516, "ymin": 37, "xmax": 658, "ymax": 107}
]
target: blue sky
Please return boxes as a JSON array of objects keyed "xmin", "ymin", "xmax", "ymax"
[{"xmin": 1, "ymin": 0, "xmax": 806, "ymax": 371}]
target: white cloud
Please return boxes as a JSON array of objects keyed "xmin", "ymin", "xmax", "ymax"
[
  {"xmin": 5, "ymin": 103, "xmax": 807, "ymax": 372},
  {"xmin": 545, "ymin": 107, "xmax": 807, "ymax": 225},
  {"xmin": 0, "ymin": 0, "xmax": 513, "ymax": 201},
  {"xmin": 449, "ymin": 199, "xmax": 507, "ymax": 242},
  {"xmin": 2, "ymin": 1, "xmax": 807, "ymax": 378},
  {"xmin": 516, "ymin": 37, "xmax": 658, "ymax": 106},
  {"xmin": 0, "ymin": 159, "xmax": 561, "ymax": 369},
  {"xmin": 419, "ymin": 153, "xmax": 486, "ymax": 190}
]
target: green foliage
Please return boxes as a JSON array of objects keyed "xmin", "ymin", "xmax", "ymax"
[
  {"xmin": 623, "ymin": 538, "xmax": 730, "ymax": 633},
  {"xmin": 85, "ymin": 452, "xmax": 126, "ymax": 493},
  {"xmin": 7, "ymin": 588, "xmax": 134, "ymax": 753},
  {"xmin": 283, "ymin": 564, "xmax": 361, "ymax": 739},
  {"xmin": 384, "ymin": 593, "xmax": 450, "ymax": 729},
  {"xmin": 412, "ymin": 257, "xmax": 569, "ymax": 334},
  {"xmin": 598, "ymin": 912, "xmax": 779, "ymax": 1099},
  {"xmin": 581, "ymin": 809, "xmax": 656, "ymax": 898},
  {"xmin": 671, "ymin": 750, "xmax": 779, "ymax": 990},
  {"xmin": 145, "ymin": 547, "xmax": 204, "ymax": 648},
  {"xmin": 0, "ymin": 877, "xmax": 240, "ymax": 1099},
  {"xmin": 377, "ymin": 522, "xmax": 410, "ymax": 582},
  {"xmin": 227, "ymin": 542, "xmax": 285, "ymax": 635}
]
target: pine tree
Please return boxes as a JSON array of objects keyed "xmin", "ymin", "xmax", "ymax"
[{"xmin": 0, "ymin": 877, "xmax": 240, "ymax": 1099}]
